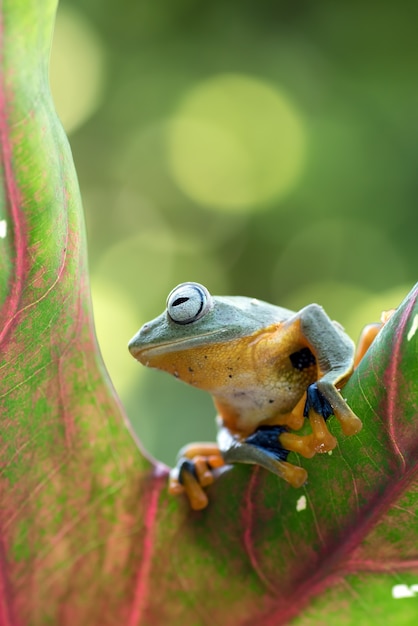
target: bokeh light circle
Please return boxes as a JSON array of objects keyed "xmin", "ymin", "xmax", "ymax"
[
  {"xmin": 90, "ymin": 279, "xmax": 142, "ymax": 396},
  {"xmin": 166, "ymin": 73, "xmax": 306, "ymax": 212},
  {"xmin": 345, "ymin": 284, "xmax": 414, "ymax": 340},
  {"xmin": 50, "ymin": 6, "xmax": 105, "ymax": 134},
  {"xmin": 272, "ymin": 219, "xmax": 407, "ymax": 299},
  {"xmin": 279, "ymin": 280, "xmax": 373, "ymax": 341}
]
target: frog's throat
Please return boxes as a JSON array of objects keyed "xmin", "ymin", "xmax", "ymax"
[{"xmin": 131, "ymin": 328, "xmax": 232, "ymax": 361}]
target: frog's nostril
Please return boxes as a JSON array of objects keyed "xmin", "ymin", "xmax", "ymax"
[{"xmin": 138, "ymin": 323, "xmax": 153, "ymax": 338}]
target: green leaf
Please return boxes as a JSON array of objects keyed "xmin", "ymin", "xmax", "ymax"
[{"xmin": 1, "ymin": 1, "xmax": 418, "ymax": 625}]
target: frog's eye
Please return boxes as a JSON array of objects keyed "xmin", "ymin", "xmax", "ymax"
[{"xmin": 166, "ymin": 282, "xmax": 213, "ymax": 325}]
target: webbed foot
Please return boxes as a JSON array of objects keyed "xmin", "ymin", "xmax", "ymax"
[{"xmin": 277, "ymin": 383, "xmax": 338, "ymax": 457}]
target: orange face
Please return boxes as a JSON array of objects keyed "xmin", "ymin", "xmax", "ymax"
[
  {"xmin": 134, "ymin": 321, "xmax": 317, "ymax": 434},
  {"xmin": 135, "ymin": 324, "xmax": 283, "ymax": 390}
]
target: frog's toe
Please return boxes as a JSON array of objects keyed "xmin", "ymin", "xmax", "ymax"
[
  {"xmin": 178, "ymin": 458, "xmax": 209, "ymax": 510},
  {"xmin": 193, "ymin": 455, "xmax": 215, "ymax": 487},
  {"xmin": 168, "ymin": 467, "xmax": 185, "ymax": 495},
  {"xmin": 305, "ymin": 382, "xmax": 362, "ymax": 436},
  {"xmin": 277, "ymin": 461, "xmax": 307, "ymax": 488},
  {"xmin": 307, "ymin": 410, "xmax": 338, "ymax": 453},
  {"xmin": 279, "ymin": 432, "xmax": 317, "ymax": 458}
]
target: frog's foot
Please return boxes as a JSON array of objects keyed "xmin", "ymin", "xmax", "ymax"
[
  {"xmin": 278, "ymin": 384, "xmax": 338, "ymax": 457},
  {"xmin": 381, "ymin": 309, "xmax": 395, "ymax": 324},
  {"xmin": 169, "ymin": 459, "xmax": 209, "ymax": 510},
  {"xmin": 353, "ymin": 309, "xmax": 395, "ymax": 368},
  {"xmin": 279, "ymin": 414, "xmax": 337, "ymax": 458},
  {"xmin": 168, "ymin": 442, "xmax": 225, "ymax": 510},
  {"xmin": 244, "ymin": 426, "xmax": 307, "ymax": 488},
  {"xmin": 353, "ymin": 323, "xmax": 381, "ymax": 368},
  {"xmin": 284, "ymin": 394, "xmax": 306, "ymax": 431},
  {"xmin": 304, "ymin": 381, "xmax": 362, "ymax": 438},
  {"xmin": 269, "ymin": 459, "xmax": 307, "ymax": 488}
]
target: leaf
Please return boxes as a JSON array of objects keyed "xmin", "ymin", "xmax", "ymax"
[{"xmin": 1, "ymin": 1, "xmax": 418, "ymax": 625}]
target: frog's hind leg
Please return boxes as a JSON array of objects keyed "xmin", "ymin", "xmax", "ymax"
[
  {"xmin": 353, "ymin": 323, "xmax": 381, "ymax": 368},
  {"xmin": 220, "ymin": 425, "xmax": 308, "ymax": 488},
  {"xmin": 354, "ymin": 310, "xmax": 395, "ymax": 368}
]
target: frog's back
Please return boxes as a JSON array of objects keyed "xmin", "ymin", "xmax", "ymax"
[{"xmin": 215, "ymin": 295, "xmax": 294, "ymax": 330}]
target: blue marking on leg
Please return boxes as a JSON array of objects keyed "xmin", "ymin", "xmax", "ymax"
[
  {"xmin": 303, "ymin": 382, "xmax": 334, "ymax": 420},
  {"xmin": 245, "ymin": 425, "xmax": 290, "ymax": 462},
  {"xmin": 178, "ymin": 458, "xmax": 198, "ymax": 485}
]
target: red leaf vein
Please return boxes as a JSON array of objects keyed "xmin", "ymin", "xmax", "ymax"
[
  {"xmin": 242, "ymin": 467, "xmax": 277, "ymax": 594},
  {"xmin": 384, "ymin": 286, "xmax": 418, "ymax": 470},
  {"xmin": 128, "ymin": 473, "xmax": 165, "ymax": 626}
]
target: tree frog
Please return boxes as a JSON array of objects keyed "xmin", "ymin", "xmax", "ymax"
[{"xmin": 128, "ymin": 282, "xmax": 381, "ymax": 511}]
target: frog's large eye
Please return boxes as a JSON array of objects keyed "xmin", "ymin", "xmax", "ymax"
[{"xmin": 166, "ymin": 282, "xmax": 213, "ymax": 325}]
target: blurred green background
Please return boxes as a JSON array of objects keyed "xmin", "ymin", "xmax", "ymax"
[{"xmin": 50, "ymin": 0, "xmax": 416, "ymax": 466}]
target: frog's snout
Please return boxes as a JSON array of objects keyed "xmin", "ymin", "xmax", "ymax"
[{"xmin": 128, "ymin": 323, "xmax": 151, "ymax": 360}]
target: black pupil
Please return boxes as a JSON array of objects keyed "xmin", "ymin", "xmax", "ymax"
[{"xmin": 172, "ymin": 296, "xmax": 189, "ymax": 307}]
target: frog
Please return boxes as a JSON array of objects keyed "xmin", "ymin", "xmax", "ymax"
[{"xmin": 128, "ymin": 282, "xmax": 382, "ymax": 511}]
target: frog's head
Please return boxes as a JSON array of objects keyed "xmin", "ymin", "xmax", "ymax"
[{"xmin": 128, "ymin": 282, "xmax": 281, "ymax": 384}]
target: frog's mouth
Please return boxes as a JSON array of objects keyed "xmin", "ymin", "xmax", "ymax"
[{"xmin": 128, "ymin": 328, "xmax": 230, "ymax": 363}]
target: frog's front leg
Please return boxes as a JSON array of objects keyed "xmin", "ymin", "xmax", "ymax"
[
  {"xmin": 169, "ymin": 442, "xmax": 225, "ymax": 510},
  {"xmin": 291, "ymin": 304, "xmax": 362, "ymax": 438}
]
